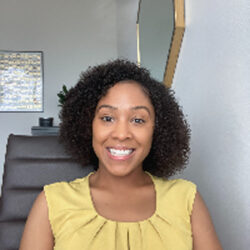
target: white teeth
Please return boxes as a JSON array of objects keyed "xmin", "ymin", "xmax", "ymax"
[{"xmin": 109, "ymin": 148, "xmax": 133, "ymax": 156}]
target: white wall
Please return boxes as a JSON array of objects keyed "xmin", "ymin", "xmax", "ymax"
[
  {"xmin": 0, "ymin": 0, "xmax": 118, "ymax": 184},
  {"xmin": 118, "ymin": 0, "xmax": 250, "ymax": 249},
  {"xmin": 173, "ymin": 0, "xmax": 250, "ymax": 249}
]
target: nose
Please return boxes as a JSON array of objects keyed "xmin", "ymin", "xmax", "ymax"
[{"xmin": 111, "ymin": 120, "xmax": 132, "ymax": 141}]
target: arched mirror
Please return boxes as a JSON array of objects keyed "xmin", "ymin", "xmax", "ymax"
[{"xmin": 137, "ymin": 0, "xmax": 185, "ymax": 87}]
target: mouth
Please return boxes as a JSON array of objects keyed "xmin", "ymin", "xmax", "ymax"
[
  {"xmin": 108, "ymin": 148, "xmax": 134, "ymax": 156},
  {"xmin": 107, "ymin": 147, "xmax": 135, "ymax": 160}
]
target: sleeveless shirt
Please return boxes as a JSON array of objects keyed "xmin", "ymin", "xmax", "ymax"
[{"xmin": 44, "ymin": 172, "xmax": 196, "ymax": 250}]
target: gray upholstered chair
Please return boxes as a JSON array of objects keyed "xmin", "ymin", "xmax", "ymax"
[{"xmin": 0, "ymin": 134, "xmax": 94, "ymax": 250}]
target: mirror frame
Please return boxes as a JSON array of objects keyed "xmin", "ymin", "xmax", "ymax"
[{"xmin": 136, "ymin": 0, "xmax": 185, "ymax": 88}]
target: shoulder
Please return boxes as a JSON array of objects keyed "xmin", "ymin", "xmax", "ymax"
[
  {"xmin": 42, "ymin": 174, "xmax": 93, "ymax": 238},
  {"xmin": 19, "ymin": 191, "xmax": 54, "ymax": 249},
  {"xmin": 167, "ymin": 178, "xmax": 197, "ymax": 208},
  {"xmin": 165, "ymin": 178, "xmax": 196, "ymax": 191},
  {"xmin": 191, "ymin": 192, "xmax": 223, "ymax": 249},
  {"xmin": 43, "ymin": 176, "xmax": 91, "ymax": 216},
  {"xmin": 23, "ymin": 191, "xmax": 49, "ymax": 220},
  {"xmin": 154, "ymin": 176, "xmax": 196, "ymax": 198},
  {"xmin": 153, "ymin": 176, "xmax": 197, "ymax": 216},
  {"xmin": 44, "ymin": 175, "xmax": 88, "ymax": 190},
  {"xmin": 44, "ymin": 175, "xmax": 90, "ymax": 199},
  {"xmin": 27, "ymin": 191, "xmax": 48, "ymax": 215}
]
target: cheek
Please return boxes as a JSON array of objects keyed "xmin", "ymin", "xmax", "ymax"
[
  {"xmin": 92, "ymin": 120, "xmax": 110, "ymax": 146},
  {"xmin": 136, "ymin": 127, "xmax": 154, "ymax": 147},
  {"xmin": 92, "ymin": 132, "xmax": 105, "ymax": 161}
]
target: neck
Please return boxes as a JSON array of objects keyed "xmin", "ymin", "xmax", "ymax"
[{"xmin": 90, "ymin": 167, "xmax": 151, "ymax": 192}]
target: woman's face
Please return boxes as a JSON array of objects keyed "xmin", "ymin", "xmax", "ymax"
[{"xmin": 92, "ymin": 81, "xmax": 155, "ymax": 177}]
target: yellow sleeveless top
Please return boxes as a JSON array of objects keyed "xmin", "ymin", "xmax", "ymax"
[{"xmin": 44, "ymin": 172, "xmax": 196, "ymax": 250}]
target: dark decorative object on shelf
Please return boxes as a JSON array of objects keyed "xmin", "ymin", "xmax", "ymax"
[
  {"xmin": 57, "ymin": 84, "xmax": 69, "ymax": 107},
  {"xmin": 32, "ymin": 117, "xmax": 58, "ymax": 136},
  {"xmin": 39, "ymin": 117, "xmax": 53, "ymax": 127}
]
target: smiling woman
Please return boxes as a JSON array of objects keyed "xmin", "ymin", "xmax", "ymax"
[
  {"xmin": 92, "ymin": 82, "xmax": 155, "ymax": 178},
  {"xmin": 59, "ymin": 60, "xmax": 190, "ymax": 178},
  {"xmin": 19, "ymin": 59, "xmax": 222, "ymax": 250}
]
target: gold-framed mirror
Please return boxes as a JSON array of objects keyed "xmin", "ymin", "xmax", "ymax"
[{"xmin": 137, "ymin": 0, "xmax": 185, "ymax": 88}]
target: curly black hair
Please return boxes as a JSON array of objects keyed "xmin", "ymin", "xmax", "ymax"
[{"xmin": 60, "ymin": 59, "xmax": 190, "ymax": 178}]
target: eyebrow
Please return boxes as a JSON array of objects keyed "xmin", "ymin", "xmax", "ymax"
[
  {"xmin": 132, "ymin": 106, "xmax": 151, "ymax": 115},
  {"xmin": 97, "ymin": 105, "xmax": 152, "ymax": 115},
  {"xmin": 96, "ymin": 105, "xmax": 117, "ymax": 111}
]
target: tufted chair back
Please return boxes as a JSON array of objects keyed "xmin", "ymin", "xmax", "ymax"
[{"xmin": 0, "ymin": 134, "xmax": 94, "ymax": 250}]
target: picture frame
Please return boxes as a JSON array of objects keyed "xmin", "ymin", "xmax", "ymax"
[{"xmin": 0, "ymin": 50, "xmax": 44, "ymax": 112}]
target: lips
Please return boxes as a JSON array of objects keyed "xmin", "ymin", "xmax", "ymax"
[
  {"xmin": 109, "ymin": 148, "xmax": 133, "ymax": 156},
  {"xmin": 107, "ymin": 147, "xmax": 135, "ymax": 160}
]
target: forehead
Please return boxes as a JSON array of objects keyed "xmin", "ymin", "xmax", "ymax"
[{"xmin": 98, "ymin": 81, "xmax": 152, "ymax": 107}]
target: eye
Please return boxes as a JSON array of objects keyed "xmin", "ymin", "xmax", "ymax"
[
  {"xmin": 132, "ymin": 118, "xmax": 145, "ymax": 124},
  {"xmin": 101, "ymin": 116, "xmax": 114, "ymax": 122}
]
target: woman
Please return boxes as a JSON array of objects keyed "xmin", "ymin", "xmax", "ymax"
[{"xmin": 20, "ymin": 59, "xmax": 222, "ymax": 249}]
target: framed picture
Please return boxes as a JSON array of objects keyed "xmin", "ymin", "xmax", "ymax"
[{"xmin": 0, "ymin": 51, "xmax": 43, "ymax": 112}]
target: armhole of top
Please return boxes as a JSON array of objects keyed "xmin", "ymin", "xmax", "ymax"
[
  {"xmin": 43, "ymin": 185, "xmax": 57, "ymax": 238},
  {"xmin": 188, "ymin": 182, "xmax": 197, "ymax": 217}
]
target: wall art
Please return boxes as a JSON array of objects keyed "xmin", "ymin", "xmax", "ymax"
[{"xmin": 0, "ymin": 51, "xmax": 43, "ymax": 112}]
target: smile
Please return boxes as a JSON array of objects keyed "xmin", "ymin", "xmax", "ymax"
[{"xmin": 108, "ymin": 148, "xmax": 134, "ymax": 157}]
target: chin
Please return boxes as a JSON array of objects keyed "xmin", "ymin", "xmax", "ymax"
[
  {"xmin": 103, "ymin": 164, "xmax": 137, "ymax": 177},
  {"xmin": 108, "ymin": 168, "xmax": 132, "ymax": 177}
]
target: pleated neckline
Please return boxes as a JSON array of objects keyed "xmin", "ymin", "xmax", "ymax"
[{"xmin": 86, "ymin": 171, "xmax": 159, "ymax": 225}]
